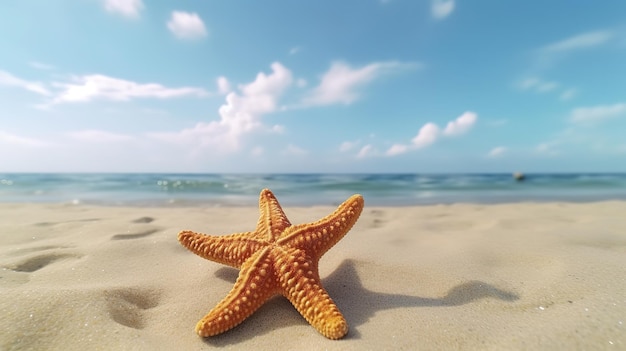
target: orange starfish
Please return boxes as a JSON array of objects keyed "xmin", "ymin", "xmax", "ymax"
[{"xmin": 178, "ymin": 188, "xmax": 364, "ymax": 339}]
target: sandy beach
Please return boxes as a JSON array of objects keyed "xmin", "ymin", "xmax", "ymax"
[{"xmin": 1, "ymin": 201, "xmax": 625, "ymax": 350}]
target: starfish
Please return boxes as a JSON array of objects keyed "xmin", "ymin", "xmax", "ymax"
[{"xmin": 178, "ymin": 188, "xmax": 364, "ymax": 339}]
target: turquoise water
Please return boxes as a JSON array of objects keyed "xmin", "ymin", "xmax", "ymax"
[{"xmin": 1, "ymin": 173, "xmax": 626, "ymax": 206}]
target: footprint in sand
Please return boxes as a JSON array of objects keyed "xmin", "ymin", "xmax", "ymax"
[
  {"xmin": 369, "ymin": 209, "xmax": 388, "ymax": 228},
  {"xmin": 111, "ymin": 228, "xmax": 160, "ymax": 240},
  {"xmin": 8, "ymin": 252, "xmax": 82, "ymax": 272},
  {"xmin": 132, "ymin": 217, "xmax": 155, "ymax": 224},
  {"xmin": 104, "ymin": 288, "xmax": 160, "ymax": 329},
  {"xmin": 1, "ymin": 247, "xmax": 83, "ymax": 286},
  {"xmin": 33, "ymin": 218, "xmax": 101, "ymax": 227}
]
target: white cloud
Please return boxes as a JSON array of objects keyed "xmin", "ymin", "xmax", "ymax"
[
  {"xmin": 150, "ymin": 62, "xmax": 292, "ymax": 152},
  {"xmin": 339, "ymin": 141, "xmax": 358, "ymax": 152},
  {"xmin": 167, "ymin": 11, "xmax": 208, "ymax": 40},
  {"xmin": 0, "ymin": 70, "xmax": 50, "ymax": 95},
  {"xmin": 487, "ymin": 146, "xmax": 507, "ymax": 158},
  {"xmin": 67, "ymin": 130, "xmax": 133, "ymax": 143},
  {"xmin": 289, "ymin": 47, "xmax": 301, "ymax": 55},
  {"xmin": 104, "ymin": 0, "xmax": 144, "ymax": 18},
  {"xmin": 519, "ymin": 77, "xmax": 559, "ymax": 93},
  {"xmin": 570, "ymin": 103, "xmax": 626, "ymax": 124},
  {"xmin": 543, "ymin": 30, "xmax": 613, "ymax": 53},
  {"xmin": 0, "ymin": 131, "xmax": 48, "ymax": 147},
  {"xmin": 303, "ymin": 61, "xmax": 417, "ymax": 106},
  {"xmin": 216, "ymin": 76, "xmax": 231, "ymax": 94},
  {"xmin": 385, "ymin": 111, "xmax": 478, "ymax": 156},
  {"xmin": 431, "ymin": 0, "xmax": 455, "ymax": 20},
  {"xmin": 386, "ymin": 143, "xmax": 409, "ymax": 156},
  {"xmin": 443, "ymin": 111, "xmax": 477, "ymax": 136},
  {"xmin": 51, "ymin": 74, "xmax": 209, "ymax": 104},
  {"xmin": 356, "ymin": 144, "xmax": 374, "ymax": 159},
  {"xmin": 412, "ymin": 122, "xmax": 440, "ymax": 148}
]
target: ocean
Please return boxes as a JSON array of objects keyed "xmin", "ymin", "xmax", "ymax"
[{"xmin": 1, "ymin": 173, "xmax": 626, "ymax": 206}]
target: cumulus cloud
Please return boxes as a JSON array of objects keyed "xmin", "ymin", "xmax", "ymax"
[
  {"xmin": 431, "ymin": 0, "xmax": 455, "ymax": 19},
  {"xmin": 150, "ymin": 62, "xmax": 293, "ymax": 152},
  {"xmin": 542, "ymin": 30, "xmax": 613, "ymax": 53},
  {"xmin": 104, "ymin": 0, "xmax": 144, "ymax": 18},
  {"xmin": 216, "ymin": 76, "xmax": 231, "ymax": 94},
  {"xmin": 443, "ymin": 111, "xmax": 477, "ymax": 136},
  {"xmin": 0, "ymin": 70, "xmax": 50, "ymax": 95},
  {"xmin": 303, "ymin": 61, "xmax": 417, "ymax": 106},
  {"xmin": 569, "ymin": 103, "xmax": 626, "ymax": 124},
  {"xmin": 167, "ymin": 11, "xmax": 208, "ymax": 40},
  {"xmin": 51, "ymin": 74, "xmax": 209, "ymax": 104},
  {"xmin": 385, "ymin": 111, "xmax": 477, "ymax": 156},
  {"xmin": 487, "ymin": 146, "xmax": 507, "ymax": 158},
  {"xmin": 412, "ymin": 122, "xmax": 441, "ymax": 148}
]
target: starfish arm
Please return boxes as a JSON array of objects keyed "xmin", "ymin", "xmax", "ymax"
[
  {"xmin": 195, "ymin": 247, "xmax": 278, "ymax": 337},
  {"xmin": 278, "ymin": 194, "xmax": 364, "ymax": 259},
  {"xmin": 276, "ymin": 249, "xmax": 348, "ymax": 339},
  {"xmin": 178, "ymin": 230, "xmax": 266, "ymax": 268},
  {"xmin": 255, "ymin": 189, "xmax": 292, "ymax": 241}
]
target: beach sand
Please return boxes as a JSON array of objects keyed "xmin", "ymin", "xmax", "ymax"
[{"xmin": 1, "ymin": 201, "xmax": 625, "ymax": 350}]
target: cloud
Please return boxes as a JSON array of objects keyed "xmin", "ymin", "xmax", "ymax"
[
  {"xmin": 216, "ymin": 76, "xmax": 231, "ymax": 94},
  {"xmin": 518, "ymin": 77, "xmax": 559, "ymax": 93},
  {"xmin": 443, "ymin": 111, "xmax": 477, "ymax": 136},
  {"xmin": 104, "ymin": 0, "xmax": 144, "ymax": 18},
  {"xmin": 51, "ymin": 74, "xmax": 209, "ymax": 104},
  {"xmin": 487, "ymin": 146, "xmax": 507, "ymax": 158},
  {"xmin": 167, "ymin": 11, "xmax": 208, "ymax": 40},
  {"xmin": 0, "ymin": 131, "xmax": 48, "ymax": 147},
  {"xmin": 412, "ymin": 122, "xmax": 440, "ymax": 148},
  {"xmin": 542, "ymin": 30, "xmax": 613, "ymax": 53},
  {"xmin": 67, "ymin": 130, "xmax": 133, "ymax": 143},
  {"xmin": 356, "ymin": 145, "xmax": 374, "ymax": 159},
  {"xmin": 386, "ymin": 143, "xmax": 409, "ymax": 156},
  {"xmin": 303, "ymin": 61, "xmax": 417, "ymax": 106},
  {"xmin": 431, "ymin": 0, "xmax": 455, "ymax": 19},
  {"xmin": 150, "ymin": 62, "xmax": 293, "ymax": 152},
  {"xmin": 339, "ymin": 140, "xmax": 358, "ymax": 152},
  {"xmin": 0, "ymin": 70, "xmax": 51, "ymax": 95},
  {"xmin": 386, "ymin": 111, "xmax": 478, "ymax": 156},
  {"xmin": 569, "ymin": 103, "xmax": 626, "ymax": 124},
  {"xmin": 289, "ymin": 47, "xmax": 301, "ymax": 55}
]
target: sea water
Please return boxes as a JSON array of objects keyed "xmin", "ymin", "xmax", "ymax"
[{"xmin": 1, "ymin": 173, "xmax": 626, "ymax": 206}]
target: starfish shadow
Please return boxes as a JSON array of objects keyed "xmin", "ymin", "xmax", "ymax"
[
  {"xmin": 326, "ymin": 259, "xmax": 520, "ymax": 339},
  {"xmin": 204, "ymin": 259, "xmax": 519, "ymax": 344}
]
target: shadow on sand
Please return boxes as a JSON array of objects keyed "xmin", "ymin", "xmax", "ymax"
[{"xmin": 202, "ymin": 259, "xmax": 519, "ymax": 345}]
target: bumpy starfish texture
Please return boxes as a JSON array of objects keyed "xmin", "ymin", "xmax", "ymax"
[{"xmin": 178, "ymin": 188, "xmax": 364, "ymax": 339}]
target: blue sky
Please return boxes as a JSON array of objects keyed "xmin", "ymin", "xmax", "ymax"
[{"xmin": 1, "ymin": 0, "xmax": 625, "ymax": 173}]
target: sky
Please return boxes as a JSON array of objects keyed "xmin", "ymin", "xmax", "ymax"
[{"xmin": 1, "ymin": 0, "xmax": 626, "ymax": 173}]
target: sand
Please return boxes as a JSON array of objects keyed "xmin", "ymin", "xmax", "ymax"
[{"xmin": 1, "ymin": 201, "xmax": 625, "ymax": 350}]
